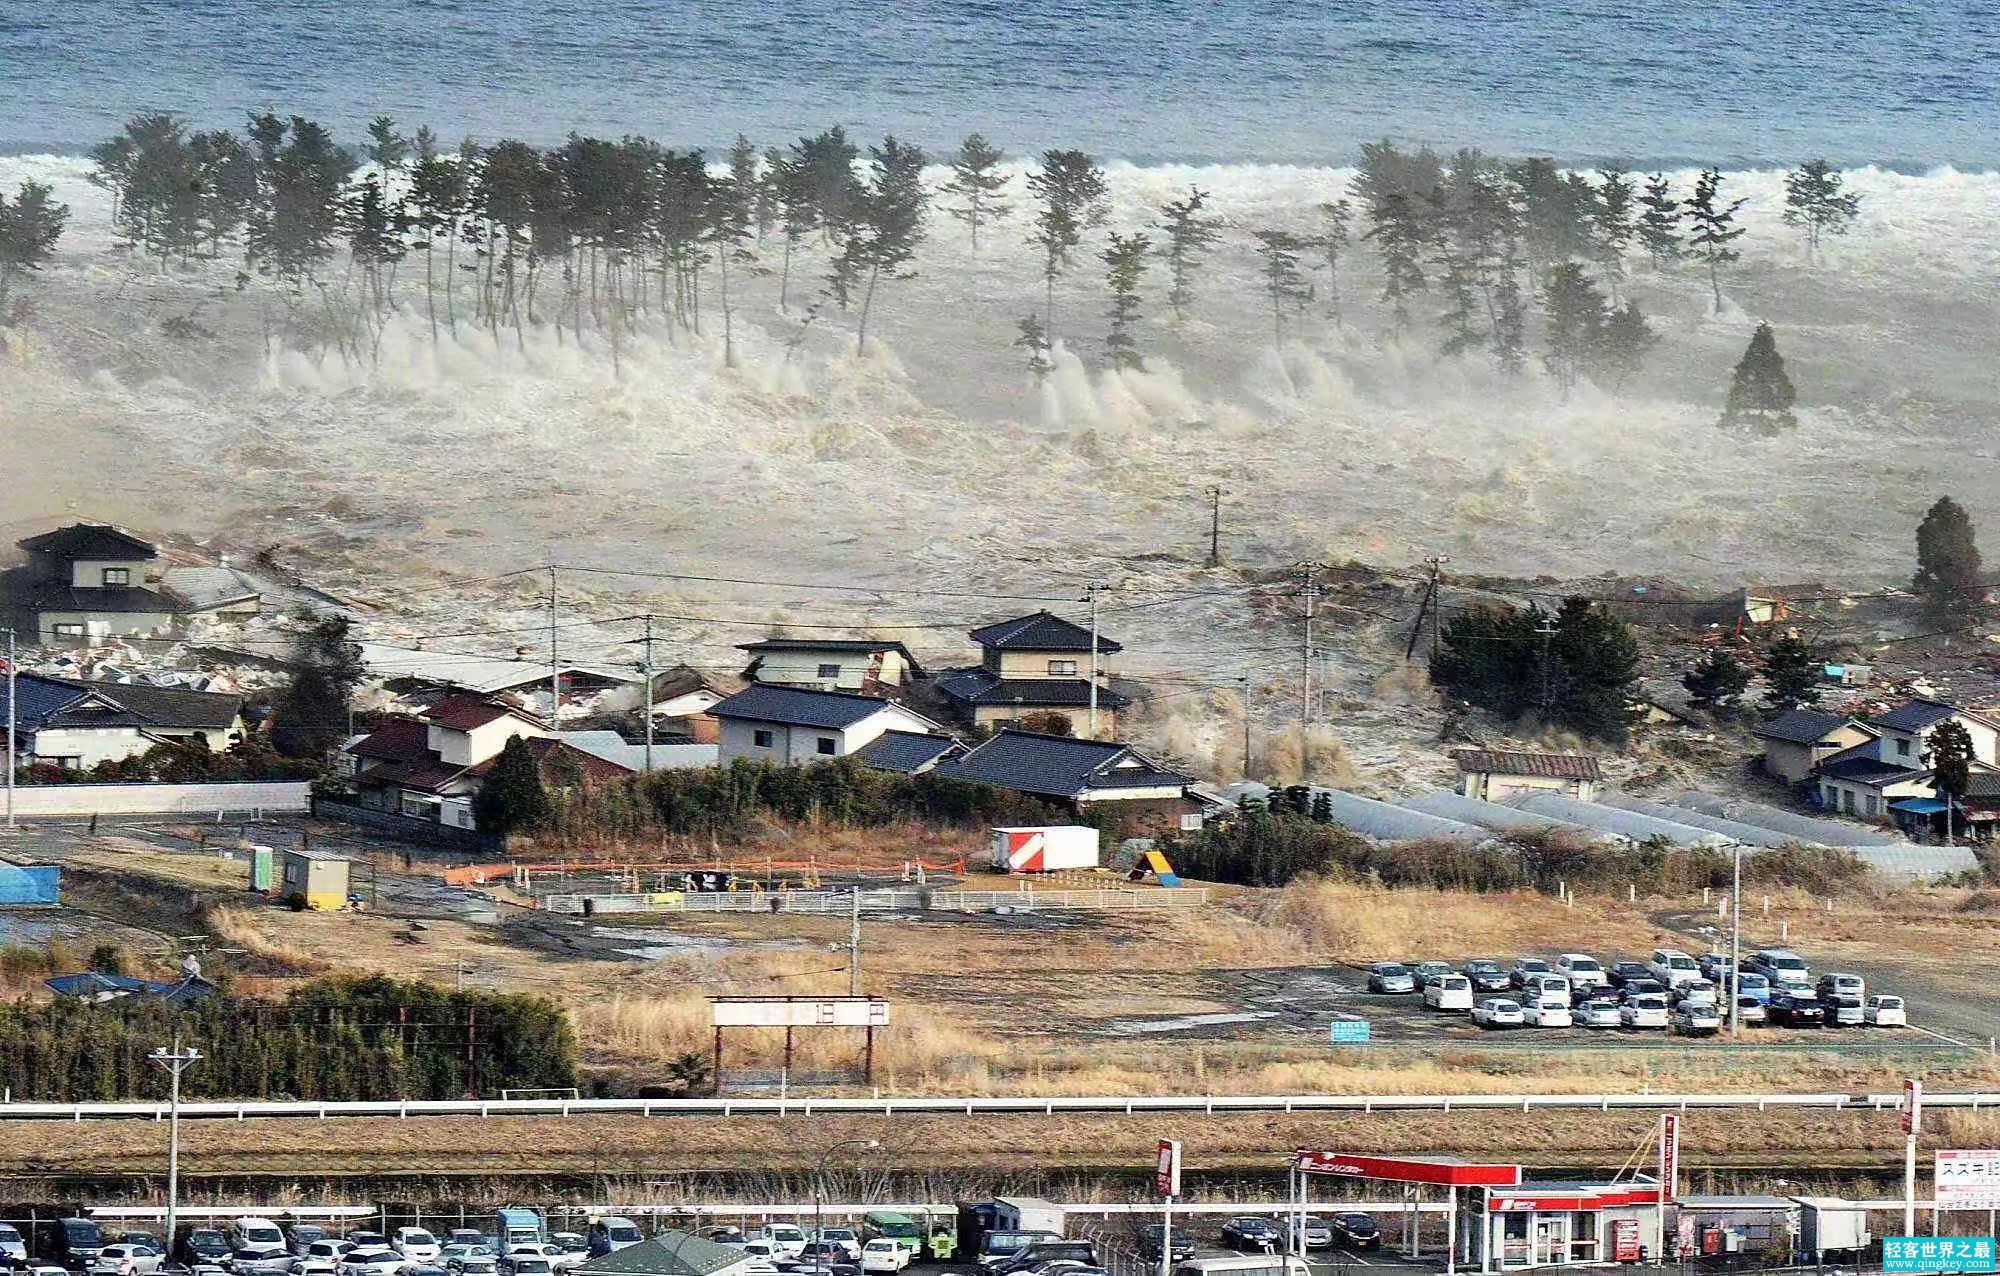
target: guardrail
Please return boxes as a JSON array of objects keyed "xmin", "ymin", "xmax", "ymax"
[
  {"xmin": 541, "ymin": 886, "xmax": 1209, "ymax": 914},
  {"xmin": 929, "ymin": 888, "xmax": 1209, "ymax": 911},
  {"xmin": 0, "ymin": 1089, "xmax": 1990, "ymax": 1122}
]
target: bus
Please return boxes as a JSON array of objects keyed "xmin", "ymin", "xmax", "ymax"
[{"xmin": 862, "ymin": 1213, "xmax": 924, "ymax": 1257}]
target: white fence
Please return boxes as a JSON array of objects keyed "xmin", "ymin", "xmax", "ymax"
[
  {"xmin": 5, "ymin": 780, "xmax": 312, "ymax": 817},
  {"xmin": 540, "ymin": 886, "xmax": 1211, "ymax": 915},
  {"xmin": 0, "ymin": 1088, "xmax": 1992, "ymax": 1123}
]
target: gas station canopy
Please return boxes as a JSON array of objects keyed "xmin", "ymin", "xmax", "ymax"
[{"xmin": 1295, "ymin": 1151, "xmax": 1524, "ymax": 1187}]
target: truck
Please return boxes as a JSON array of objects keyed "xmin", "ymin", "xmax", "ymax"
[
  {"xmin": 989, "ymin": 826, "xmax": 1098, "ymax": 874},
  {"xmin": 495, "ymin": 1209, "xmax": 546, "ymax": 1253},
  {"xmin": 990, "ymin": 1198, "xmax": 1065, "ymax": 1239},
  {"xmin": 1792, "ymin": 1198, "xmax": 1869, "ymax": 1260}
]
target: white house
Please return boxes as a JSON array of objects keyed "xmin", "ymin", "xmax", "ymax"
[
  {"xmin": 1863, "ymin": 698, "xmax": 2000, "ymax": 770},
  {"xmin": 1454, "ymin": 749, "xmax": 1603, "ymax": 803},
  {"xmin": 710, "ymin": 684, "xmax": 946, "ymax": 765},
  {"xmin": 1812, "ymin": 698, "xmax": 2000, "ymax": 822},
  {"xmin": 737, "ymin": 638, "xmax": 922, "ymax": 692},
  {"xmin": 1, "ymin": 673, "xmax": 246, "ymax": 771}
]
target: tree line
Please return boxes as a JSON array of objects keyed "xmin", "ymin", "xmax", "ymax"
[{"xmin": 46, "ymin": 111, "xmax": 1866, "ymax": 399}]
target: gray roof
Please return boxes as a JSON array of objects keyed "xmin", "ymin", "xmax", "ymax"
[
  {"xmin": 0, "ymin": 673, "xmax": 241, "ymax": 732},
  {"xmin": 580, "ymin": 1233, "xmax": 752, "ymax": 1276},
  {"xmin": 969, "ymin": 610, "xmax": 1121, "ymax": 654},
  {"xmin": 935, "ymin": 729, "xmax": 1187, "ymax": 799},
  {"xmin": 18, "ymin": 523, "xmax": 158, "ymax": 560},
  {"xmin": 28, "ymin": 583, "xmax": 177, "ymax": 614},
  {"xmin": 854, "ymin": 730, "xmax": 963, "ymax": 774},
  {"xmin": 1868, "ymin": 699, "xmax": 1960, "ymax": 733},
  {"xmin": 1755, "ymin": 709, "xmax": 1857, "ymax": 745},
  {"xmin": 709, "ymin": 683, "xmax": 904, "ymax": 729},
  {"xmin": 1815, "ymin": 742, "xmax": 1925, "ymax": 787},
  {"xmin": 934, "ymin": 667, "xmax": 1131, "ymax": 709},
  {"xmin": 163, "ymin": 566, "xmax": 260, "ymax": 611}
]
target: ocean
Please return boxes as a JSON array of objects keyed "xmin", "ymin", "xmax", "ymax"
[{"xmin": 2, "ymin": 0, "xmax": 1998, "ymax": 167}]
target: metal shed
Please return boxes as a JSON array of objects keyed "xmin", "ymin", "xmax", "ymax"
[
  {"xmin": 0, "ymin": 861, "xmax": 59, "ymax": 907},
  {"xmin": 1599, "ymin": 794, "xmax": 1814, "ymax": 849},
  {"xmin": 1316, "ymin": 788, "xmax": 1488, "ymax": 844},
  {"xmin": 1507, "ymin": 793, "xmax": 1733, "ymax": 848},
  {"xmin": 1397, "ymin": 790, "xmax": 1602, "ymax": 837},
  {"xmin": 280, "ymin": 847, "xmax": 351, "ymax": 910},
  {"xmin": 1664, "ymin": 793, "xmax": 1901, "ymax": 847}
]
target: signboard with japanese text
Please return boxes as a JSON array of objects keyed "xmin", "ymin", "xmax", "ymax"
[
  {"xmin": 1155, "ymin": 1139, "xmax": 1181, "ymax": 1197},
  {"xmin": 1329, "ymin": 1019, "xmax": 1371, "ymax": 1044},
  {"xmin": 1937, "ymin": 1152, "xmax": 2000, "ymax": 1210}
]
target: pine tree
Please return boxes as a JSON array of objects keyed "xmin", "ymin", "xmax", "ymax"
[
  {"xmin": 1929, "ymin": 719, "xmax": 1976, "ymax": 815},
  {"xmin": 1156, "ymin": 186, "xmax": 1218, "ymax": 322},
  {"xmin": 708, "ymin": 160, "xmax": 755, "ymax": 369},
  {"xmin": 364, "ymin": 116, "xmax": 411, "ymax": 172},
  {"xmin": 794, "ymin": 126, "xmax": 863, "ymax": 244},
  {"xmin": 833, "ymin": 136, "xmax": 926, "ymax": 354},
  {"xmin": 1250, "ymin": 229, "xmax": 1311, "ymax": 340},
  {"xmin": 1364, "ymin": 190, "xmax": 1430, "ymax": 331},
  {"xmin": 1682, "ymin": 649, "xmax": 1752, "ymax": 715},
  {"xmin": 1683, "ymin": 167, "xmax": 1746, "ymax": 308},
  {"xmin": 1025, "ymin": 149, "xmax": 1108, "ymax": 341},
  {"xmin": 939, "ymin": 133, "xmax": 1011, "ymax": 252},
  {"xmin": 472, "ymin": 736, "xmax": 551, "ymax": 837},
  {"xmin": 1635, "ymin": 173, "xmax": 1683, "ymax": 267},
  {"xmin": 0, "ymin": 180, "xmax": 70, "ymax": 314},
  {"xmin": 1912, "ymin": 495, "xmax": 1985, "ymax": 619},
  {"xmin": 1592, "ymin": 301, "xmax": 1657, "ymax": 391},
  {"xmin": 1539, "ymin": 262, "xmax": 1608, "ymax": 395},
  {"xmin": 1315, "ymin": 199, "xmax": 1352, "ymax": 325},
  {"xmin": 1719, "ymin": 322, "xmax": 1797, "ymax": 433},
  {"xmin": 1592, "ymin": 166, "xmax": 1637, "ymax": 300},
  {"xmin": 1782, "ymin": 159, "xmax": 1861, "ymax": 264},
  {"xmin": 1015, "ymin": 312, "xmax": 1053, "ymax": 387},
  {"xmin": 1761, "ymin": 635, "xmax": 1822, "ymax": 710},
  {"xmin": 1101, "ymin": 230, "xmax": 1150, "ymax": 370}
]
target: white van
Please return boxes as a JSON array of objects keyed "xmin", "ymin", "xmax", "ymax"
[
  {"xmin": 1423, "ymin": 974, "xmax": 1473, "ymax": 1011},
  {"xmin": 1173, "ymin": 1257, "xmax": 1314, "ymax": 1276},
  {"xmin": 233, "ymin": 1221, "xmax": 287, "ymax": 1252},
  {"xmin": 1648, "ymin": 948, "xmax": 1701, "ymax": 988},
  {"xmin": 759, "ymin": 1226, "xmax": 806, "ymax": 1260}
]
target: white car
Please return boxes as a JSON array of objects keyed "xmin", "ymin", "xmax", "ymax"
[
  {"xmin": 1523, "ymin": 996, "xmax": 1572, "ymax": 1028},
  {"xmin": 1648, "ymin": 948, "xmax": 1701, "ymax": 988},
  {"xmin": 1523, "ymin": 973, "xmax": 1571, "ymax": 1004},
  {"xmin": 1555, "ymin": 954, "xmax": 1606, "ymax": 991},
  {"xmin": 815, "ymin": 1230, "xmax": 862, "ymax": 1262},
  {"xmin": 440, "ymin": 1246, "xmax": 491, "ymax": 1267},
  {"xmin": 759, "ymin": 1226, "xmax": 807, "ymax": 1260},
  {"xmin": 395, "ymin": 1232, "xmax": 443, "ymax": 1265},
  {"xmin": 1675, "ymin": 979, "xmax": 1719, "ymax": 1009},
  {"xmin": 0, "ymin": 1225, "xmax": 26, "ymax": 1262},
  {"xmin": 1472, "ymin": 998, "xmax": 1525, "ymax": 1028},
  {"xmin": 860, "ymin": 1240, "xmax": 909, "ymax": 1274},
  {"xmin": 1865, "ymin": 994, "xmax": 1908, "ymax": 1027},
  {"xmin": 1576, "ymin": 998, "xmax": 1622, "ymax": 1028},
  {"xmin": 341, "ymin": 1250, "xmax": 409, "ymax": 1276},
  {"xmin": 90, "ymin": 1246, "xmax": 165, "ymax": 1276},
  {"xmin": 1734, "ymin": 995, "xmax": 1768, "ymax": 1026},
  {"xmin": 238, "ymin": 1250, "xmax": 303, "ymax": 1276},
  {"xmin": 499, "ymin": 1260, "xmax": 553, "ymax": 1276},
  {"xmin": 1423, "ymin": 974, "xmax": 1474, "ymax": 1011},
  {"xmin": 294, "ymin": 1261, "xmax": 341, "ymax": 1276},
  {"xmin": 1622, "ymin": 993, "xmax": 1670, "ymax": 1029},
  {"xmin": 1672, "ymin": 1004, "xmax": 1721, "ymax": 1036}
]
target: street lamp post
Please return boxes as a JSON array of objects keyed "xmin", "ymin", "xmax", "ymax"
[
  {"xmin": 815, "ymin": 1138, "xmax": 881, "ymax": 1266},
  {"xmin": 149, "ymin": 1032, "xmax": 203, "ymax": 1249}
]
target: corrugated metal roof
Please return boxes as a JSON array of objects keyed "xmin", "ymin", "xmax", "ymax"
[{"xmin": 579, "ymin": 1233, "xmax": 753, "ymax": 1276}]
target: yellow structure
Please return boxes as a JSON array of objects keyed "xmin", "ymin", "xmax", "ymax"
[{"xmin": 280, "ymin": 847, "xmax": 351, "ymax": 910}]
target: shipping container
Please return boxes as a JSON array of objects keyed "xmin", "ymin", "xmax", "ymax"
[
  {"xmin": 988, "ymin": 826, "xmax": 1098, "ymax": 873},
  {"xmin": 990, "ymin": 1197, "xmax": 1065, "ymax": 1238}
]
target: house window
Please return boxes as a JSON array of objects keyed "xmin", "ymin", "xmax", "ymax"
[
  {"xmin": 47, "ymin": 757, "xmax": 81, "ymax": 772},
  {"xmin": 817, "ymin": 663, "xmax": 842, "ymax": 679},
  {"xmin": 752, "ymin": 729, "xmax": 775, "ymax": 748},
  {"xmin": 101, "ymin": 567, "xmax": 129, "ymax": 586},
  {"xmin": 1048, "ymin": 660, "xmax": 1078, "ymax": 676},
  {"xmin": 51, "ymin": 623, "xmax": 84, "ymax": 638},
  {"xmin": 816, "ymin": 737, "xmax": 837, "ymax": 755},
  {"xmin": 1896, "ymin": 738, "xmax": 1911, "ymax": 757}
]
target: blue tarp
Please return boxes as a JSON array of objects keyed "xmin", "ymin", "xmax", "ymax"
[
  {"xmin": 0, "ymin": 864, "xmax": 58, "ymax": 905},
  {"xmin": 1889, "ymin": 798, "xmax": 1950, "ymax": 814},
  {"xmin": 46, "ymin": 972, "xmax": 215, "ymax": 1003}
]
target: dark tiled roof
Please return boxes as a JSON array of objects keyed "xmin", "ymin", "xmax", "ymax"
[
  {"xmin": 935, "ymin": 728, "xmax": 1189, "ymax": 800},
  {"xmin": 361, "ymin": 757, "xmax": 472, "ymax": 794},
  {"xmin": 0, "ymin": 673, "xmax": 240, "ymax": 732},
  {"xmin": 53, "ymin": 679, "xmax": 242, "ymax": 731},
  {"xmin": 423, "ymin": 694, "xmax": 543, "ymax": 732},
  {"xmin": 28, "ymin": 583, "xmax": 178, "ymax": 614},
  {"xmin": 1868, "ymin": 699, "xmax": 1960, "ymax": 733},
  {"xmin": 738, "ymin": 637, "xmax": 918, "ymax": 657},
  {"xmin": 1815, "ymin": 742, "xmax": 1925, "ymax": 786},
  {"xmin": 348, "ymin": 717, "xmax": 432, "ymax": 762},
  {"xmin": 18, "ymin": 523, "xmax": 158, "ymax": 560},
  {"xmin": 466, "ymin": 736, "xmax": 634, "ymax": 783},
  {"xmin": 1754, "ymin": 709, "xmax": 1856, "ymax": 745},
  {"xmin": 969, "ymin": 610, "xmax": 1122, "ymax": 654},
  {"xmin": 709, "ymin": 683, "xmax": 902, "ymax": 729},
  {"xmin": 580, "ymin": 1234, "xmax": 750, "ymax": 1276},
  {"xmin": 1963, "ymin": 773, "xmax": 2000, "ymax": 800},
  {"xmin": 0, "ymin": 673, "xmax": 92, "ymax": 728},
  {"xmin": 934, "ymin": 667, "xmax": 1131, "ymax": 709},
  {"xmin": 854, "ymin": 730, "xmax": 963, "ymax": 774},
  {"xmin": 1452, "ymin": 749, "xmax": 1602, "ymax": 781}
]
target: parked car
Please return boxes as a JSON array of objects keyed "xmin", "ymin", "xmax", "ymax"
[
  {"xmin": 1523, "ymin": 996, "xmax": 1572, "ymax": 1028},
  {"xmin": 1606, "ymin": 960, "xmax": 1650, "ymax": 988},
  {"xmin": 1219, "ymin": 1219, "xmax": 1280, "ymax": 1252},
  {"xmin": 1865, "ymin": 994, "xmax": 1908, "ymax": 1027},
  {"xmin": 1366, "ymin": 962, "xmax": 1416, "ymax": 994},
  {"xmin": 1131, "ymin": 1227, "xmax": 1192, "ymax": 1267},
  {"xmin": 1424, "ymin": 974, "xmax": 1474, "ymax": 1011},
  {"xmin": 1734, "ymin": 995, "xmax": 1768, "ymax": 1026},
  {"xmin": 1509, "ymin": 957, "xmax": 1552, "ymax": 989},
  {"xmin": 1328, "ymin": 1215, "xmax": 1380, "ymax": 1251},
  {"xmin": 1411, "ymin": 960, "xmax": 1454, "ymax": 988},
  {"xmin": 294, "ymin": 1261, "xmax": 343, "ymax": 1276},
  {"xmin": 584, "ymin": 1222, "xmax": 642, "ymax": 1261},
  {"xmin": 1648, "ymin": 948, "xmax": 1701, "ymax": 987},
  {"xmin": 439, "ymin": 1247, "xmax": 490, "ymax": 1268},
  {"xmin": 1555, "ymin": 953, "xmax": 1606, "ymax": 991},
  {"xmin": 813, "ymin": 1231, "xmax": 861, "ymax": 1263},
  {"xmin": 1621, "ymin": 993, "xmax": 1670, "ymax": 1029},
  {"xmin": 1672, "ymin": 1004, "xmax": 1721, "ymax": 1036},
  {"xmin": 996, "ymin": 1243, "xmax": 1098, "ymax": 1276},
  {"xmin": 496, "ymin": 1258, "xmax": 553, "ymax": 1276},
  {"xmin": 547, "ymin": 1240, "xmax": 587, "ymax": 1268},
  {"xmin": 1822, "ymin": 994, "xmax": 1865, "ymax": 1027},
  {"xmin": 859, "ymin": 1241, "xmax": 908, "ymax": 1275},
  {"xmin": 89, "ymin": 1245, "xmax": 165, "ymax": 1276},
  {"xmin": 305, "ymin": 1242, "xmax": 356, "ymax": 1267},
  {"xmin": 235, "ymin": 1250, "xmax": 300, "ymax": 1276},
  {"xmin": 394, "ymin": 1234, "xmax": 442, "ymax": 1266},
  {"xmin": 1736, "ymin": 972, "xmax": 1773, "ymax": 1005},
  {"xmin": 451, "ymin": 1261, "xmax": 498, "ymax": 1276},
  {"xmin": 1746, "ymin": 949, "xmax": 1812, "ymax": 989},
  {"xmin": 1817, "ymin": 972, "xmax": 1866, "ymax": 1001},
  {"xmin": 1472, "ymin": 999, "xmax": 1526, "ymax": 1029},
  {"xmin": 1621, "ymin": 978, "xmax": 1665, "ymax": 1001},
  {"xmin": 1522, "ymin": 973, "xmax": 1571, "ymax": 1004},
  {"xmin": 800, "ymin": 1243, "xmax": 849, "ymax": 1268},
  {"xmin": 1463, "ymin": 958, "xmax": 1511, "ymax": 993},
  {"xmin": 175, "ymin": 1230, "xmax": 233, "ymax": 1269},
  {"xmin": 446, "ymin": 1237, "xmax": 485, "ymax": 1253},
  {"xmin": 1674, "ymin": 979, "xmax": 1718, "ymax": 1009},
  {"xmin": 119, "ymin": 1236, "xmax": 163, "ymax": 1256},
  {"xmin": 344, "ymin": 1238, "xmax": 390, "ymax": 1254},
  {"xmin": 0, "ymin": 1226, "xmax": 25, "ymax": 1264},
  {"xmin": 1768, "ymin": 991, "xmax": 1826, "ymax": 1027},
  {"xmin": 284, "ymin": 1230, "xmax": 330, "ymax": 1259},
  {"xmin": 1699, "ymin": 953, "xmax": 1734, "ymax": 982},
  {"xmin": 759, "ymin": 1228, "xmax": 807, "ymax": 1262},
  {"xmin": 701, "ymin": 1231, "xmax": 745, "ymax": 1247},
  {"xmin": 1576, "ymin": 998, "xmax": 1623, "ymax": 1029},
  {"xmin": 1286, "ymin": 1218, "xmax": 1332, "ymax": 1251}
]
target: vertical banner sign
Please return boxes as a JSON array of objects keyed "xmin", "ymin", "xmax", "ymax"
[
  {"xmin": 1904, "ymin": 1078, "xmax": 1925, "ymax": 1135},
  {"xmin": 1156, "ymin": 1139, "xmax": 1182, "ymax": 1196},
  {"xmin": 1658, "ymin": 1112, "xmax": 1680, "ymax": 1202}
]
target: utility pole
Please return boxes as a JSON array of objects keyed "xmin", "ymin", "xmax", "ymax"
[
  {"xmin": 848, "ymin": 888, "xmax": 862, "ymax": 996},
  {"xmin": 1086, "ymin": 583, "xmax": 1102, "ymax": 740},
  {"xmin": 640, "ymin": 615, "xmax": 655, "ymax": 774},
  {"xmin": 1424, "ymin": 555, "xmax": 1450, "ymax": 659},
  {"xmin": 1204, "ymin": 487, "xmax": 1223, "ymax": 566},
  {"xmin": 547, "ymin": 566, "xmax": 561, "ymax": 722},
  {"xmin": 1536, "ymin": 613, "xmax": 1559, "ymax": 716},
  {"xmin": 1728, "ymin": 841, "xmax": 1742, "ymax": 1037},
  {"xmin": 1295, "ymin": 562, "xmax": 1326, "ymax": 729},
  {"xmin": 1239, "ymin": 675, "xmax": 1252, "ymax": 781},
  {"xmin": 149, "ymin": 1031, "xmax": 202, "ymax": 1251},
  {"xmin": 4, "ymin": 627, "xmax": 14, "ymax": 829}
]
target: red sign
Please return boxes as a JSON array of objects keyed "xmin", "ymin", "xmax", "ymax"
[
  {"xmin": 1658, "ymin": 1112, "xmax": 1679, "ymax": 1203},
  {"xmin": 1297, "ymin": 1151, "xmax": 1521, "ymax": 1187},
  {"xmin": 1903, "ymin": 1078, "xmax": 1923, "ymax": 1136},
  {"xmin": 1155, "ymin": 1139, "xmax": 1181, "ymax": 1197},
  {"xmin": 1612, "ymin": 1219, "xmax": 1642, "ymax": 1263},
  {"xmin": 1487, "ymin": 1187, "xmax": 1661, "ymax": 1213}
]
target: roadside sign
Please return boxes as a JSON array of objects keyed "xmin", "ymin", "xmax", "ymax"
[
  {"xmin": 1329, "ymin": 1019, "xmax": 1371, "ymax": 1044},
  {"xmin": 1937, "ymin": 1152, "xmax": 2000, "ymax": 1209},
  {"xmin": 1904, "ymin": 1078, "xmax": 1925, "ymax": 1136},
  {"xmin": 1658, "ymin": 1112, "xmax": 1679, "ymax": 1202},
  {"xmin": 1155, "ymin": 1138, "xmax": 1181, "ymax": 1197},
  {"xmin": 1611, "ymin": 1220, "xmax": 1642, "ymax": 1264},
  {"xmin": 1884, "ymin": 1238, "xmax": 1996, "ymax": 1273}
]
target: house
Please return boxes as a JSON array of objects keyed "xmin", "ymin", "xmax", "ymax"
[
  {"xmin": 638, "ymin": 664, "xmax": 739, "ymax": 743},
  {"xmin": 1754, "ymin": 709, "xmax": 1877, "ymax": 784},
  {"xmin": 1807, "ymin": 698, "xmax": 2000, "ymax": 823},
  {"xmin": 1730, "ymin": 583, "xmax": 1832, "ymax": 626},
  {"xmin": 853, "ymin": 730, "xmax": 965, "ymax": 775},
  {"xmin": 936, "ymin": 610, "xmax": 1126, "ymax": 739},
  {"xmin": 45, "ymin": 971, "xmax": 215, "ymax": 1005},
  {"xmin": 358, "ymin": 642, "xmax": 639, "ymax": 704},
  {"xmin": 737, "ymin": 638, "xmax": 922, "ymax": 692},
  {"xmin": 1863, "ymin": 698, "xmax": 2000, "ymax": 771},
  {"xmin": 578, "ymin": 1232, "xmax": 764, "ymax": 1276},
  {"xmin": 932, "ymin": 728, "xmax": 1202, "ymax": 833},
  {"xmin": 710, "ymin": 684, "xmax": 945, "ymax": 766},
  {"xmin": 0, "ymin": 672, "xmax": 246, "ymax": 771},
  {"xmin": 9, "ymin": 524, "xmax": 179, "ymax": 642},
  {"xmin": 1454, "ymin": 749, "xmax": 1603, "ymax": 802},
  {"xmin": 342, "ymin": 694, "xmax": 630, "ymax": 827},
  {"xmin": 1814, "ymin": 742, "xmax": 1935, "ymax": 822}
]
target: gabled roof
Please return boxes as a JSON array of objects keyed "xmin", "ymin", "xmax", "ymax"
[
  {"xmin": 934, "ymin": 667, "xmax": 1132, "ymax": 710},
  {"xmin": 0, "ymin": 673, "xmax": 241, "ymax": 732},
  {"xmin": 346, "ymin": 716, "xmax": 432, "ymax": 763},
  {"xmin": 1451, "ymin": 749, "xmax": 1602, "ymax": 781},
  {"xmin": 854, "ymin": 730, "xmax": 964, "ymax": 774},
  {"xmin": 163, "ymin": 565, "xmax": 260, "ymax": 611},
  {"xmin": 934, "ymin": 728, "xmax": 1189, "ymax": 800},
  {"xmin": 580, "ymin": 1233, "xmax": 752, "ymax": 1276},
  {"xmin": 466, "ymin": 736, "xmax": 633, "ymax": 784},
  {"xmin": 969, "ymin": 610, "xmax": 1121, "ymax": 654},
  {"xmin": 709, "ymin": 683, "xmax": 909, "ymax": 730},
  {"xmin": 422, "ymin": 694, "xmax": 547, "ymax": 733},
  {"xmin": 739, "ymin": 636, "xmax": 919, "ymax": 658},
  {"xmin": 1963, "ymin": 773, "xmax": 2000, "ymax": 801},
  {"xmin": 18, "ymin": 523, "xmax": 158, "ymax": 560},
  {"xmin": 1815, "ymin": 741, "xmax": 1926, "ymax": 787},
  {"xmin": 1754, "ymin": 708, "xmax": 1864, "ymax": 746},
  {"xmin": 26, "ymin": 582, "xmax": 177, "ymax": 614},
  {"xmin": 1867, "ymin": 698, "xmax": 1964, "ymax": 733}
]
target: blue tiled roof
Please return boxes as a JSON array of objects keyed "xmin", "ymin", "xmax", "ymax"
[
  {"xmin": 935, "ymin": 667, "xmax": 1131, "ymax": 709},
  {"xmin": 853, "ymin": 730, "xmax": 961, "ymax": 774},
  {"xmin": 969, "ymin": 610, "xmax": 1122, "ymax": 654},
  {"xmin": 709, "ymin": 683, "xmax": 900, "ymax": 729},
  {"xmin": 934, "ymin": 729, "xmax": 1188, "ymax": 800}
]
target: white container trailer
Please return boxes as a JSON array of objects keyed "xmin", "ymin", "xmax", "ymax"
[
  {"xmin": 989, "ymin": 826, "xmax": 1099, "ymax": 873},
  {"xmin": 991, "ymin": 1197, "xmax": 1065, "ymax": 1237},
  {"xmin": 1791, "ymin": 1197, "xmax": 1869, "ymax": 1258}
]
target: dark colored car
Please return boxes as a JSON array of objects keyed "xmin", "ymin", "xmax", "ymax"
[
  {"xmin": 174, "ymin": 1229, "xmax": 232, "ymax": 1268},
  {"xmin": 1621, "ymin": 978, "xmax": 1666, "ymax": 1001},
  {"xmin": 1607, "ymin": 960, "xmax": 1650, "ymax": 988},
  {"xmin": 1463, "ymin": 959, "xmax": 1511, "ymax": 992},
  {"xmin": 995, "ymin": 1243, "xmax": 1099, "ymax": 1276},
  {"xmin": 1329, "ymin": 1215, "xmax": 1381, "ymax": 1251},
  {"xmin": 1132, "ymin": 1227, "xmax": 1193, "ymax": 1266},
  {"xmin": 1220, "ymin": 1219, "xmax": 1280, "ymax": 1252},
  {"xmin": 1769, "ymin": 991, "xmax": 1827, "ymax": 1027}
]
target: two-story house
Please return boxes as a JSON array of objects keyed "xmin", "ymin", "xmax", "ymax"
[
  {"xmin": 737, "ymin": 638, "xmax": 922, "ymax": 693},
  {"xmin": 1812, "ymin": 697, "xmax": 2000, "ymax": 822},
  {"xmin": 935, "ymin": 610, "xmax": 1126, "ymax": 740},
  {"xmin": 932, "ymin": 728, "xmax": 1202, "ymax": 834},
  {"xmin": 0, "ymin": 673, "xmax": 246, "ymax": 771},
  {"xmin": 1753, "ymin": 709, "xmax": 1878, "ymax": 785},
  {"xmin": 10, "ymin": 524, "xmax": 179, "ymax": 642},
  {"xmin": 710, "ymin": 684, "xmax": 948, "ymax": 766}
]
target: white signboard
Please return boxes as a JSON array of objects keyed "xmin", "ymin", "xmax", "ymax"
[
  {"xmin": 711, "ymin": 998, "xmax": 890, "ymax": 1028},
  {"xmin": 1936, "ymin": 1150, "xmax": 2000, "ymax": 1209}
]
